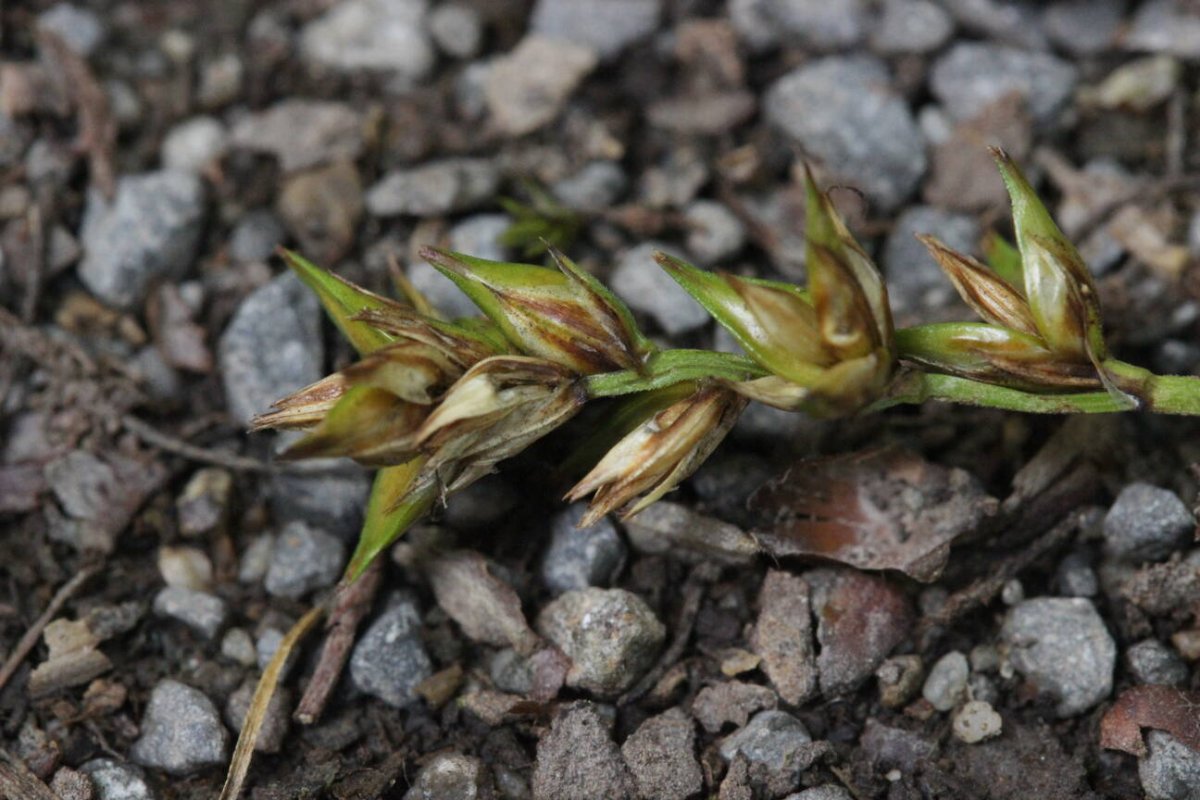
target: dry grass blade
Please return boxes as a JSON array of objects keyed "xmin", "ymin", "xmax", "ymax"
[{"xmin": 219, "ymin": 606, "xmax": 324, "ymax": 800}]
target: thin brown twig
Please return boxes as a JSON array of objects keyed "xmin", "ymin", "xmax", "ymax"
[
  {"xmin": 0, "ymin": 564, "xmax": 100, "ymax": 694},
  {"xmin": 120, "ymin": 414, "xmax": 274, "ymax": 473},
  {"xmin": 294, "ymin": 558, "xmax": 383, "ymax": 724}
]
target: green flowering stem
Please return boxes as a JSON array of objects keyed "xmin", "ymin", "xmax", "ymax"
[
  {"xmin": 584, "ymin": 349, "xmax": 768, "ymax": 398},
  {"xmin": 869, "ymin": 368, "xmax": 1200, "ymax": 416}
]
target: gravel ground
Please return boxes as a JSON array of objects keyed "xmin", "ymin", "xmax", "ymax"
[{"xmin": 4, "ymin": 1, "xmax": 1200, "ymax": 798}]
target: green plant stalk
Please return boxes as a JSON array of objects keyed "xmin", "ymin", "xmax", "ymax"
[
  {"xmin": 868, "ymin": 366, "xmax": 1200, "ymax": 416},
  {"xmin": 584, "ymin": 349, "xmax": 768, "ymax": 398}
]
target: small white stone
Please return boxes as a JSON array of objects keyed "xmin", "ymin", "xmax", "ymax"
[
  {"xmin": 157, "ymin": 546, "xmax": 213, "ymax": 590},
  {"xmin": 952, "ymin": 700, "xmax": 1003, "ymax": 743}
]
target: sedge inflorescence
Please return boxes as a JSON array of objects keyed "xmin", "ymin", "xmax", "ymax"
[{"xmin": 252, "ymin": 150, "xmax": 1200, "ymax": 579}]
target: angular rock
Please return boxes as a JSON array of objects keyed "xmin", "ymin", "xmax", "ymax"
[
  {"xmin": 1103, "ymin": 483, "xmax": 1194, "ymax": 563},
  {"xmin": 859, "ymin": 718, "xmax": 935, "ymax": 772},
  {"xmin": 621, "ymin": 708, "xmax": 702, "ymax": 800},
  {"xmin": 691, "ymin": 681, "xmax": 777, "ymax": 733},
  {"xmin": 350, "ymin": 595, "xmax": 432, "ymax": 708},
  {"xmin": 623, "ymin": 500, "xmax": 759, "ymax": 565},
  {"xmin": 1056, "ymin": 552, "xmax": 1099, "ymax": 598},
  {"xmin": 218, "ymin": 272, "xmax": 322, "ymax": 427},
  {"xmin": 404, "ymin": 753, "xmax": 490, "ymax": 800},
  {"xmin": 768, "ymin": 0, "xmax": 868, "ymax": 49},
  {"xmin": 300, "ymin": 0, "xmax": 435, "ymax": 81},
  {"xmin": 530, "ymin": 0, "xmax": 661, "ymax": 61},
  {"xmin": 611, "ymin": 242, "xmax": 710, "ymax": 335},
  {"xmin": 485, "ymin": 36, "xmax": 597, "ymax": 136},
  {"xmin": 540, "ymin": 503, "xmax": 627, "ymax": 594},
  {"xmin": 1140, "ymin": 729, "xmax": 1200, "ymax": 800},
  {"xmin": 764, "ymin": 56, "xmax": 925, "ymax": 212},
  {"xmin": 367, "ymin": 159, "xmax": 500, "ymax": 217},
  {"xmin": 537, "ymin": 587, "xmax": 665, "ymax": 697},
  {"xmin": 1044, "ymin": 0, "xmax": 1123, "ymax": 56},
  {"xmin": 750, "ymin": 570, "xmax": 817, "ymax": 705},
  {"xmin": 264, "ymin": 521, "xmax": 345, "ymax": 599},
  {"xmin": 719, "ymin": 710, "xmax": 820, "ymax": 791},
  {"xmin": 428, "ymin": 550, "xmax": 539, "ymax": 653},
  {"xmin": 1001, "ymin": 597, "xmax": 1116, "ymax": 717},
  {"xmin": 808, "ymin": 568, "xmax": 914, "ymax": 696},
  {"xmin": 532, "ymin": 702, "xmax": 633, "ymax": 800},
  {"xmin": 929, "ymin": 43, "xmax": 1078, "ymax": 126},
  {"xmin": 129, "ymin": 680, "xmax": 229, "ymax": 775},
  {"xmin": 78, "ymin": 171, "xmax": 205, "ymax": 309},
  {"xmin": 152, "ymin": 587, "xmax": 227, "ymax": 640},
  {"xmin": 79, "ymin": 759, "xmax": 153, "ymax": 800},
  {"xmin": 229, "ymin": 100, "xmax": 364, "ymax": 173},
  {"xmin": 228, "ymin": 210, "xmax": 285, "ymax": 265},
  {"xmin": 268, "ymin": 464, "xmax": 370, "ymax": 541}
]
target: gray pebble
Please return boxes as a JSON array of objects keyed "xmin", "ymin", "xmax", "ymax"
[
  {"xmin": 1126, "ymin": 639, "xmax": 1188, "ymax": 687},
  {"xmin": 1141, "ymin": 730, "xmax": 1200, "ymax": 800},
  {"xmin": 719, "ymin": 710, "xmax": 811, "ymax": 774},
  {"xmin": 300, "ymin": 0, "xmax": 435, "ymax": 81},
  {"xmin": 764, "ymin": 56, "xmax": 925, "ymax": 213},
  {"xmin": 540, "ymin": 502, "xmax": 627, "ymax": 594},
  {"xmin": 684, "ymin": 200, "xmax": 746, "ymax": 266},
  {"xmin": 488, "ymin": 647, "xmax": 534, "ymax": 694},
  {"xmin": 939, "ymin": 0, "xmax": 1046, "ymax": 49},
  {"xmin": 786, "ymin": 788, "xmax": 854, "ymax": 800},
  {"xmin": 444, "ymin": 474, "xmax": 518, "ymax": 528},
  {"xmin": 610, "ymin": 242, "xmax": 710, "ymax": 335},
  {"xmin": 553, "ymin": 161, "xmax": 628, "ymax": 213},
  {"xmin": 79, "ymin": 758, "xmax": 154, "ymax": 800},
  {"xmin": 220, "ymin": 628, "xmax": 257, "ymax": 667},
  {"xmin": 882, "ymin": 205, "xmax": 979, "ymax": 318},
  {"xmin": 922, "ymin": 651, "xmax": 969, "ymax": 712},
  {"xmin": 530, "ymin": 0, "xmax": 661, "ymax": 61},
  {"xmin": 967, "ymin": 672, "xmax": 998, "ymax": 706},
  {"xmin": 160, "ymin": 117, "xmax": 227, "ymax": 174},
  {"xmin": 1001, "ymin": 597, "xmax": 1115, "ymax": 717},
  {"xmin": 152, "ymin": 587, "xmax": 228, "ymax": 640},
  {"xmin": 403, "ymin": 752, "xmax": 490, "ymax": 800},
  {"xmin": 264, "ymin": 521, "xmax": 345, "ymax": 599},
  {"xmin": 1056, "ymin": 552, "xmax": 1099, "ymax": 597},
  {"xmin": 622, "ymin": 500, "xmax": 760, "ymax": 565},
  {"xmin": 767, "ymin": 0, "xmax": 868, "ymax": 49},
  {"xmin": 621, "ymin": 708, "xmax": 702, "ymax": 800},
  {"xmin": 1103, "ymin": 483, "xmax": 1195, "ymax": 563},
  {"xmin": 929, "ymin": 43, "xmax": 1078, "ymax": 126},
  {"xmin": 130, "ymin": 680, "xmax": 229, "ymax": 775},
  {"xmin": 366, "ymin": 159, "xmax": 500, "ymax": 217},
  {"xmin": 129, "ymin": 347, "xmax": 182, "ymax": 406},
  {"xmin": 870, "ymin": 0, "xmax": 954, "ymax": 54},
  {"xmin": 256, "ymin": 628, "xmax": 288, "ymax": 673},
  {"xmin": 537, "ymin": 587, "xmax": 665, "ymax": 697},
  {"xmin": 428, "ymin": 3, "xmax": 484, "ymax": 59},
  {"xmin": 78, "ymin": 171, "xmax": 205, "ymax": 309},
  {"xmin": 485, "ymin": 35, "xmax": 597, "ymax": 136},
  {"xmin": 238, "ymin": 534, "xmax": 274, "ymax": 584},
  {"xmin": 1128, "ymin": 0, "xmax": 1200, "ymax": 58},
  {"xmin": 225, "ymin": 683, "xmax": 289, "ymax": 753},
  {"xmin": 533, "ymin": 702, "xmax": 633, "ymax": 800},
  {"xmin": 229, "ymin": 210, "xmax": 285, "ymax": 264},
  {"xmin": 1043, "ymin": 0, "xmax": 1124, "ymax": 56},
  {"xmin": 37, "ymin": 3, "xmax": 105, "ymax": 57},
  {"xmin": 218, "ymin": 272, "xmax": 322, "ymax": 427},
  {"xmin": 449, "ymin": 213, "xmax": 512, "ymax": 262},
  {"xmin": 350, "ymin": 595, "xmax": 433, "ymax": 707},
  {"xmin": 229, "ymin": 100, "xmax": 365, "ymax": 173},
  {"xmin": 268, "ymin": 462, "xmax": 370, "ymax": 541},
  {"xmin": 1001, "ymin": 579, "xmax": 1025, "ymax": 605},
  {"xmin": 198, "ymin": 52, "xmax": 244, "ymax": 109}
]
